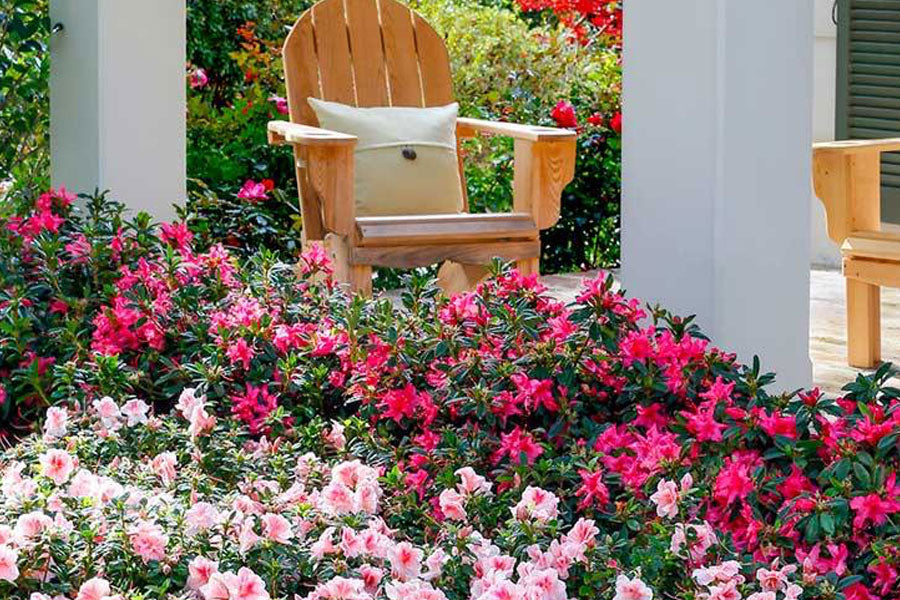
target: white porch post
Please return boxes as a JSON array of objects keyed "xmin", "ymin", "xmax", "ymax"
[
  {"xmin": 49, "ymin": 0, "xmax": 185, "ymax": 220},
  {"xmin": 622, "ymin": 0, "xmax": 814, "ymax": 389}
]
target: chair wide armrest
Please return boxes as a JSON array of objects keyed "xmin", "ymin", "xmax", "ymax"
[
  {"xmin": 457, "ymin": 117, "xmax": 577, "ymax": 142},
  {"xmin": 814, "ymin": 138, "xmax": 900, "ymax": 155},
  {"xmin": 267, "ymin": 120, "xmax": 357, "ymax": 147}
]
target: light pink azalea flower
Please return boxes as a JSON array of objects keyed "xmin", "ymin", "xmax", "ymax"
[
  {"xmin": 151, "ymin": 452, "xmax": 177, "ymax": 486},
  {"xmin": 455, "ymin": 466, "xmax": 492, "ymax": 496},
  {"xmin": 261, "ymin": 513, "xmax": 293, "ymax": 544},
  {"xmin": 75, "ymin": 577, "xmax": 111, "ymax": 600},
  {"xmin": 613, "ymin": 574, "xmax": 653, "ymax": 600},
  {"xmin": 388, "ymin": 541, "xmax": 423, "ymax": 581},
  {"xmin": 649, "ymin": 479, "xmax": 679, "ymax": 519},
  {"xmin": 39, "ymin": 449, "xmax": 75, "ymax": 485},
  {"xmin": 129, "ymin": 520, "xmax": 168, "ymax": 563},
  {"xmin": 15, "ymin": 511, "xmax": 53, "ymax": 540},
  {"xmin": 513, "ymin": 486, "xmax": 559, "ymax": 522},
  {"xmin": 92, "ymin": 396, "xmax": 121, "ymax": 430},
  {"xmin": 121, "ymin": 399, "xmax": 150, "ymax": 426},
  {"xmin": 186, "ymin": 556, "xmax": 219, "ymax": 591},
  {"xmin": 43, "ymin": 406, "xmax": 68, "ymax": 438},
  {"xmin": 185, "ymin": 502, "xmax": 220, "ymax": 535},
  {"xmin": 438, "ymin": 488, "xmax": 467, "ymax": 521},
  {"xmin": 0, "ymin": 544, "xmax": 19, "ymax": 582}
]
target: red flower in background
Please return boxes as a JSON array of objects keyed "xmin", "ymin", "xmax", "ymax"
[
  {"xmin": 587, "ymin": 112, "xmax": 604, "ymax": 127},
  {"xmin": 610, "ymin": 111, "xmax": 622, "ymax": 134},
  {"xmin": 551, "ymin": 100, "xmax": 578, "ymax": 128}
]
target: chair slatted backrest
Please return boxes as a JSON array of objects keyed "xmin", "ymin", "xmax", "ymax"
[
  {"xmin": 284, "ymin": 0, "xmax": 455, "ymax": 120},
  {"xmin": 283, "ymin": 0, "xmax": 466, "ymax": 230}
]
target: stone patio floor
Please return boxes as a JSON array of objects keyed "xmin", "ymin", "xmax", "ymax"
[{"xmin": 539, "ymin": 267, "xmax": 900, "ymax": 397}]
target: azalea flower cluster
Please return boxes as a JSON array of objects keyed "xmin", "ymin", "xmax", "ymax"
[
  {"xmin": 515, "ymin": 0, "xmax": 622, "ymax": 45},
  {"xmin": 0, "ymin": 391, "xmax": 816, "ymax": 600}
]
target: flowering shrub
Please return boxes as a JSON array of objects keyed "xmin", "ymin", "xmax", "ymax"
[
  {"xmin": 0, "ymin": 0, "xmax": 50, "ymax": 196},
  {"xmin": 0, "ymin": 391, "xmax": 825, "ymax": 600},
  {"xmin": 0, "ymin": 190, "xmax": 159, "ymax": 431},
  {"xmin": 515, "ymin": 0, "xmax": 622, "ymax": 47}
]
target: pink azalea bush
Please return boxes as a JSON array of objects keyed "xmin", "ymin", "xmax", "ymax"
[
  {"xmin": 5, "ymin": 192, "xmax": 900, "ymax": 597},
  {"xmin": 0, "ymin": 393, "xmax": 810, "ymax": 600}
]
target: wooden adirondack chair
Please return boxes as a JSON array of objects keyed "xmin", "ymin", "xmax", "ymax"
[
  {"xmin": 813, "ymin": 138, "xmax": 900, "ymax": 368},
  {"xmin": 267, "ymin": 0, "xmax": 577, "ymax": 295}
]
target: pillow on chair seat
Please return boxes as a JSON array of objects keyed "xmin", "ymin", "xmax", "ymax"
[{"xmin": 308, "ymin": 98, "xmax": 464, "ymax": 217}]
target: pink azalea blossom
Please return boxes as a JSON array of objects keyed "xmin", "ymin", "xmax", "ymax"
[
  {"xmin": 39, "ymin": 449, "xmax": 74, "ymax": 485},
  {"xmin": 613, "ymin": 574, "xmax": 653, "ymax": 600},
  {"xmin": 43, "ymin": 406, "xmax": 68, "ymax": 438},
  {"xmin": 261, "ymin": 513, "xmax": 293, "ymax": 543},
  {"xmin": 129, "ymin": 520, "xmax": 168, "ymax": 563},
  {"xmin": 190, "ymin": 68, "xmax": 209, "ymax": 89},
  {"xmin": 151, "ymin": 452, "xmax": 177, "ymax": 486},
  {"xmin": 76, "ymin": 578, "xmax": 111, "ymax": 600},
  {"xmin": 513, "ymin": 486, "xmax": 559, "ymax": 522},
  {"xmin": 237, "ymin": 180, "xmax": 269, "ymax": 202},
  {"xmin": 649, "ymin": 479, "xmax": 679, "ymax": 519},
  {"xmin": 0, "ymin": 544, "xmax": 18, "ymax": 582},
  {"xmin": 187, "ymin": 556, "xmax": 219, "ymax": 591}
]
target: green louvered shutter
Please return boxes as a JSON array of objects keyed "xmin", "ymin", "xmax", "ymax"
[{"xmin": 836, "ymin": 0, "xmax": 900, "ymax": 223}]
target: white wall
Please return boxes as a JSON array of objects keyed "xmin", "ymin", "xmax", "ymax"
[
  {"xmin": 622, "ymin": 0, "xmax": 814, "ymax": 390},
  {"xmin": 812, "ymin": 0, "xmax": 840, "ymax": 268},
  {"xmin": 50, "ymin": 0, "xmax": 185, "ymax": 220}
]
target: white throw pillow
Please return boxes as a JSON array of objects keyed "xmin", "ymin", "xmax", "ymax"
[{"xmin": 307, "ymin": 98, "xmax": 464, "ymax": 217}]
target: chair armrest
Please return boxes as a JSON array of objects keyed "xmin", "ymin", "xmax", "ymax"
[
  {"xmin": 813, "ymin": 141, "xmax": 886, "ymax": 245},
  {"xmin": 267, "ymin": 120, "xmax": 357, "ymax": 147},
  {"xmin": 814, "ymin": 138, "xmax": 900, "ymax": 155},
  {"xmin": 457, "ymin": 117, "xmax": 577, "ymax": 142}
]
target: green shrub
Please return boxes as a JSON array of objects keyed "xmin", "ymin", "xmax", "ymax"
[{"xmin": 0, "ymin": 0, "xmax": 51, "ymax": 196}]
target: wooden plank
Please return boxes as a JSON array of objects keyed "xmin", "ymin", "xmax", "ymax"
[
  {"xmin": 458, "ymin": 118, "xmax": 577, "ymax": 142},
  {"xmin": 267, "ymin": 120, "xmax": 357, "ymax": 146},
  {"xmin": 846, "ymin": 275, "xmax": 882, "ymax": 368},
  {"xmin": 814, "ymin": 138, "xmax": 900, "ymax": 153},
  {"xmin": 307, "ymin": 145, "xmax": 355, "ymax": 235},
  {"xmin": 325, "ymin": 233, "xmax": 372, "ymax": 295},
  {"xmin": 812, "ymin": 149, "xmax": 853, "ymax": 244},
  {"xmin": 345, "ymin": 0, "xmax": 389, "ymax": 107},
  {"xmin": 412, "ymin": 11, "xmax": 454, "ymax": 106},
  {"xmin": 436, "ymin": 261, "xmax": 491, "ymax": 295},
  {"xmin": 283, "ymin": 13, "xmax": 321, "ymax": 126},
  {"xmin": 282, "ymin": 13, "xmax": 325, "ymax": 239},
  {"xmin": 351, "ymin": 240, "xmax": 540, "ymax": 268},
  {"xmin": 844, "ymin": 255, "xmax": 900, "ymax": 287},
  {"xmin": 313, "ymin": 0, "xmax": 357, "ymax": 105},
  {"xmin": 379, "ymin": 0, "xmax": 423, "ymax": 106},
  {"xmin": 513, "ymin": 139, "xmax": 576, "ymax": 230},
  {"xmin": 355, "ymin": 213, "xmax": 538, "ymax": 246}
]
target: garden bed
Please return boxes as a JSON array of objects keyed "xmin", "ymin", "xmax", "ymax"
[{"xmin": 1, "ymin": 191, "xmax": 899, "ymax": 599}]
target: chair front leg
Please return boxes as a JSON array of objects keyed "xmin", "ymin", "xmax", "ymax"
[{"xmin": 846, "ymin": 277, "xmax": 881, "ymax": 368}]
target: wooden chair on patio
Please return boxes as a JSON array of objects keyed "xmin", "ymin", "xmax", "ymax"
[
  {"xmin": 813, "ymin": 138, "xmax": 900, "ymax": 368},
  {"xmin": 267, "ymin": 0, "xmax": 576, "ymax": 295}
]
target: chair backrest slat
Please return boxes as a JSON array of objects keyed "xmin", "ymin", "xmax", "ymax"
[
  {"xmin": 345, "ymin": 0, "xmax": 390, "ymax": 106},
  {"xmin": 413, "ymin": 12, "xmax": 453, "ymax": 106},
  {"xmin": 311, "ymin": 0, "xmax": 357, "ymax": 105},
  {"xmin": 283, "ymin": 15, "xmax": 321, "ymax": 127},
  {"xmin": 379, "ymin": 0, "xmax": 424, "ymax": 106}
]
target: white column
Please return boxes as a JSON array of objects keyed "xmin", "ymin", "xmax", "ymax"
[
  {"xmin": 50, "ymin": 0, "xmax": 185, "ymax": 220},
  {"xmin": 622, "ymin": 0, "xmax": 814, "ymax": 390},
  {"xmin": 812, "ymin": 0, "xmax": 840, "ymax": 268}
]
